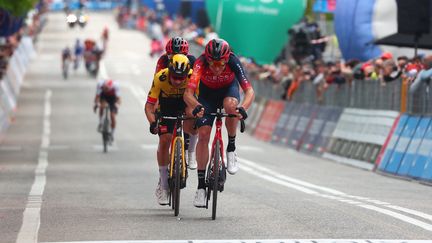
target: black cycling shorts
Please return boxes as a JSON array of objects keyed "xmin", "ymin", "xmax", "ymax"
[
  {"xmin": 100, "ymin": 94, "xmax": 118, "ymax": 114},
  {"xmin": 158, "ymin": 98, "xmax": 186, "ymax": 136},
  {"xmin": 196, "ymin": 80, "xmax": 240, "ymax": 128}
]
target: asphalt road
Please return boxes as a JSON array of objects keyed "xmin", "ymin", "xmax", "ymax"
[{"xmin": 1, "ymin": 11, "xmax": 432, "ymax": 243}]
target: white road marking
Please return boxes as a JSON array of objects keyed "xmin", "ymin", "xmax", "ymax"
[
  {"xmin": 0, "ymin": 145, "xmax": 23, "ymax": 151},
  {"xmin": 239, "ymin": 157, "xmax": 432, "ymax": 232},
  {"xmin": 16, "ymin": 90, "xmax": 52, "ymax": 243},
  {"xmin": 98, "ymin": 60, "xmax": 109, "ymax": 80},
  {"xmin": 237, "ymin": 145, "xmax": 264, "ymax": 152},
  {"xmin": 132, "ymin": 64, "xmax": 141, "ymax": 75},
  {"xmin": 48, "ymin": 145, "xmax": 70, "ymax": 150},
  {"xmin": 92, "ymin": 144, "xmax": 119, "ymax": 151},
  {"xmin": 40, "ymin": 239, "xmax": 432, "ymax": 243}
]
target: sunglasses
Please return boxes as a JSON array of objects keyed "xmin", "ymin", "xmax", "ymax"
[{"xmin": 208, "ymin": 60, "xmax": 226, "ymax": 66}]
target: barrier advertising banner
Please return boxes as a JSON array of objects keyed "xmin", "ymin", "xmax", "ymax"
[
  {"xmin": 300, "ymin": 105, "xmax": 329, "ymax": 153},
  {"xmin": 378, "ymin": 114, "xmax": 409, "ymax": 171},
  {"xmin": 409, "ymin": 121, "xmax": 432, "ymax": 179},
  {"xmin": 397, "ymin": 118, "xmax": 431, "ymax": 176},
  {"xmin": 385, "ymin": 116, "xmax": 420, "ymax": 174},
  {"xmin": 280, "ymin": 103, "xmax": 303, "ymax": 145},
  {"xmin": 315, "ymin": 106, "xmax": 343, "ymax": 154},
  {"xmin": 247, "ymin": 97, "xmax": 266, "ymax": 135},
  {"xmin": 271, "ymin": 102, "xmax": 293, "ymax": 144},
  {"xmin": 287, "ymin": 103, "xmax": 315, "ymax": 148},
  {"xmin": 254, "ymin": 100, "xmax": 285, "ymax": 141}
]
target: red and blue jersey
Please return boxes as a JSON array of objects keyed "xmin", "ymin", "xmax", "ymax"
[{"xmin": 187, "ymin": 53, "xmax": 252, "ymax": 91}]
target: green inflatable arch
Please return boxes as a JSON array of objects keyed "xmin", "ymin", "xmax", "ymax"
[{"xmin": 206, "ymin": 0, "xmax": 305, "ymax": 64}]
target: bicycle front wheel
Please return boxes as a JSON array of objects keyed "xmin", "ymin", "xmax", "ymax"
[
  {"xmin": 211, "ymin": 140, "xmax": 221, "ymax": 220},
  {"xmin": 102, "ymin": 132, "xmax": 109, "ymax": 153},
  {"xmin": 173, "ymin": 138, "xmax": 183, "ymax": 216}
]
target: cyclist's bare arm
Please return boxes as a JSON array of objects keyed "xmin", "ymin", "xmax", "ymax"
[
  {"xmin": 183, "ymin": 88, "xmax": 204, "ymax": 117},
  {"xmin": 94, "ymin": 94, "xmax": 100, "ymax": 104},
  {"xmin": 183, "ymin": 88, "xmax": 199, "ymax": 108},
  {"xmin": 144, "ymin": 102, "xmax": 157, "ymax": 124},
  {"xmin": 240, "ymin": 87, "xmax": 255, "ymax": 110}
]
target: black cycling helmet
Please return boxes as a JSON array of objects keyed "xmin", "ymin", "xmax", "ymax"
[{"xmin": 205, "ymin": 38, "xmax": 231, "ymax": 62}]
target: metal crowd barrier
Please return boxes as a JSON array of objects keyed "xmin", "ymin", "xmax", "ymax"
[{"xmin": 250, "ymin": 78, "xmax": 432, "ymax": 115}]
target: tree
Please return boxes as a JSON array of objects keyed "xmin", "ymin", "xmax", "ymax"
[{"xmin": 0, "ymin": 0, "xmax": 39, "ymax": 17}]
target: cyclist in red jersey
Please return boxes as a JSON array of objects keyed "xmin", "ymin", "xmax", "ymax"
[
  {"xmin": 154, "ymin": 36, "xmax": 198, "ymax": 170},
  {"xmin": 183, "ymin": 38, "xmax": 255, "ymax": 207},
  {"xmin": 93, "ymin": 79, "xmax": 121, "ymax": 140},
  {"xmin": 155, "ymin": 36, "xmax": 196, "ymax": 73}
]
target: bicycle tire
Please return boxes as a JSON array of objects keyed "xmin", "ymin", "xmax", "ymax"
[
  {"xmin": 102, "ymin": 107, "xmax": 110, "ymax": 153},
  {"xmin": 211, "ymin": 140, "xmax": 220, "ymax": 220},
  {"xmin": 173, "ymin": 138, "xmax": 182, "ymax": 216},
  {"xmin": 102, "ymin": 132, "xmax": 108, "ymax": 153}
]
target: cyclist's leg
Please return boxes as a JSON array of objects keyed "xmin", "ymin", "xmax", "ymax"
[
  {"xmin": 155, "ymin": 118, "xmax": 174, "ymax": 205},
  {"xmin": 157, "ymin": 133, "xmax": 172, "ymax": 189},
  {"xmin": 223, "ymin": 81, "xmax": 241, "ymax": 174},
  {"xmin": 184, "ymin": 106, "xmax": 198, "ymax": 169}
]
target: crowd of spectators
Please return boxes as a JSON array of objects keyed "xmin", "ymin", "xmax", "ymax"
[
  {"xmin": 115, "ymin": 5, "xmax": 217, "ymax": 57},
  {"xmin": 0, "ymin": 3, "xmax": 47, "ymax": 80},
  {"xmin": 115, "ymin": 4, "xmax": 432, "ymax": 106}
]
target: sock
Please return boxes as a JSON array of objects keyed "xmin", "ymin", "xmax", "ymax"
[
  {"xmin": 188, "ymin": 134, "xmax": 198, "ymax": 153},
  {"xmin": 227, "ymin": 135, "xmax": 236, "ymax": 152},
  {"xmin": 159, "ymin": 166, "xmax": 169, "ymax": 190},
  {"xmin": 197, "ymin": 170, "xmax": 206, "ymax": 189},
  {"xmin": 184, "ymin": 132, "xmax": 190, "ymax": 151}
]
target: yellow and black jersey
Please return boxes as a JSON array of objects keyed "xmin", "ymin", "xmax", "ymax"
[{"xmin": 146, "ymin": 68, "xmax": 193, "ymax": 105}]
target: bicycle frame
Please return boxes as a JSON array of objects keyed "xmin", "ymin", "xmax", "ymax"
[
  {"xmin": 159, "ymin": 113, "xmax": 191, "ymax": 216},
  {"xmin": 169, "ymin": 118, "xmax": 186, "ymax": 181},
  {"xmin": 210, "ymin": 115, "xmax": 225, "ymax": 171}
]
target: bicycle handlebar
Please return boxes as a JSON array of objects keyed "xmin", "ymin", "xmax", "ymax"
[
  {"xmin": 203, "ymin": 112, "xmax": 246, "ymax": 133},
  {"xmin": 159, "ymin": 115, "xmax": 196, "ymax": 121}
]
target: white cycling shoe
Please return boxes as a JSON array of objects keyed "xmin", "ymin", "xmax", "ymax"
[
  {"xmin": 155, "ymin": 183, "xmax": 169, "ymax": 206},
  {"xmin": 226, "ymin": 151, "xmax": 239, "ymax": 175},
  {"xmin": 193, "ymin": 189, "xmax": 206, "ymax": 208}
]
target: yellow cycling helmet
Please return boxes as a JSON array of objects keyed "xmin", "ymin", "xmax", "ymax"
[{"xmin": 169, "ymin": 54, "xmax": 190, "ymax": 79}]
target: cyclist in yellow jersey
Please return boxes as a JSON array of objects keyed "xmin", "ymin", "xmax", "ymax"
[{"xmin": 145, "ymin": 54, "xmax": 197, "ymax": 205}]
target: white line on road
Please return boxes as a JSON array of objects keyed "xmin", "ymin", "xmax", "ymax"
[
  {"xmin": 16, "ymin": 90, "xmax": 52, "ymax": 243},
  {"xmin": 0, "ymin": 145, "xmax": 23, "ymax": 151},
  {"xmin": 40, "ymin": 239, "xmax": 432, "ymax": 243},
  {"xmin": 239, "ymin": 157, "xmax": 432, "ymax": 232}
]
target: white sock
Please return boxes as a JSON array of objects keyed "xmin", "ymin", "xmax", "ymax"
[
  {"xmin": 188, "ymin": 134, "xmax": 198, "ymax": 153},
  {"xmin": 159, "ymin": 166, "xmax": 169, "ymax": 190}
]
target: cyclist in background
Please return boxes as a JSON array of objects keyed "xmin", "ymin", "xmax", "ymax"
[
  {"xmin": 155, "ymin": 36, "xmax": 196, "ymax": 73},
  {"xmin": 94, "ymin": 79, "xmax": 121, "ymax": 141},
  {"xmin": 73, "ymin": 39, "xmax": 83, "ymax": 70},
  {"xmin": 154, "ymin": 36, "xmax": 198, "ymax": 170},
  {"xmin": 183, "ymin": 38, "xmax": 255, "ymax": 207},
  {"xmin": 61, "ymin": 46, "xmax": 72, "ymax": 70},
  {"xmin": 145, "ymin": 54, "xmax": 196, "ymax": 205}
]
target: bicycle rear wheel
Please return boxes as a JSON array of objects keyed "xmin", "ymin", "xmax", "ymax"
[
  {"xmin": 173, "ymin": 139, "xmax": 182, "ymax": 216},
  {"xmin": 211, "ymin": 140, "xmax": 221, "ymax": 220}
]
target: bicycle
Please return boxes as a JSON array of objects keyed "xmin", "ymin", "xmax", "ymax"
[
  {"xmin": 159, "ymin": 113, "xmax": 194, "ymax": 216},
  {"xmin": 204, "ymin": 108, "xmax": 245, "ymax": 220},
  {"xmin": 100, "ymin": 105, "xmax": 112, "ymax": 153}
]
